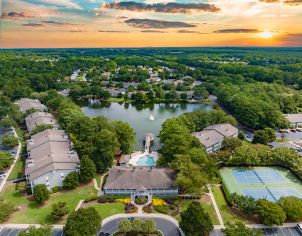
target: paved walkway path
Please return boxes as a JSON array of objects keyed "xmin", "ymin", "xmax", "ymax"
[
  {"xmin": 0, "ymin": 224, "xmax": 64, "ymax": 229},
  {"xmin": 93, "ymin": 178, "xmax": 100, "ymax": 191},
  {"xmin": 75, "ymin": 199, "xmax": 84, "ymax": 211},
  {"xmin": 97, "ymin": 173, "xmax": 108, "ymax": 195},
  {"xmin": 0, "ymin": 127, "xmax": 22, "ymax": 193},
  {"xmin": 207, "ymin": 184, "xmax": 224, "ymax": 227}
]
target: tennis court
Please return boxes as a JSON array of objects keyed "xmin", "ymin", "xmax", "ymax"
[
  {"xmin": 232, "ymin": 169, "xmax": 286, "ymax": 184},
  {"xmin": 220, "ymin": 166, "xmax": 302, "ymax": 202}
]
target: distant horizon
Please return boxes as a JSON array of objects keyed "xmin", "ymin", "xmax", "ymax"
[
  {"xmin": 1, "ymin": 0, "xmax": 302, "ymax": 48},
  {"xmin": 1, "ymin": 46, "xmax": 302, "ymax": 50}
]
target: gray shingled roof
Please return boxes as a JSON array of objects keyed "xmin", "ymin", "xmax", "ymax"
[
  {"xmin": 205, "ymin": 123, "xmax": 238, "ymax": 138},
  {"xmin": 104, "ymin": 166, "xmax": 177, "ymax": 191},
  {"xmin": 285, "ymin": 114, "xmax": 302, "ymax": 123},
  {"xmin": 25, "ymin": 112, "xmax": 58, "ymax": 133},
  {"xmin": 16, "ymin": 98, "xmax": 47, "ymax": 113},
  {"xmin": 193, "ymin": 130, "xmax": 224, "ymax": 148},
  {"xmin": 193, "ymin": 123, "xmax": 238, "ymax": 148},
  {"xmin": 26, "ymin": 132, "xmax": 79, "ymax": 181},
  {"xmin": 27, "ymin": 129, "xmax": 69, "ymax": 151}
]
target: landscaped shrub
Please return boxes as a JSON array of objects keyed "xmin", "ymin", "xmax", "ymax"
[
  {"xmin": 180, "ymin": 195, "xmax": 201, "ymax": 200},
  {"xmin": 33, "ymin": 184, "xmax": 49, "ymax": 204},
  {"xmin": 64, "ymin": 207, "xmax": 102, "ymax": 236},
  {"xmin": 0, "ymin": 199, "xmax": 15, "ymax": 223},
  {"xmin": 98, "ymin": 197, "xmax": 108, "ymax": 203},
  {"xmin": 278, "ymin": 196, "xmax": 302, "ymax": 221},
  {"xmin": 117, "ymin": 219, "xmax": 157, "ymax": 234},
  {"xmin": 1, "ymin": 135, "xmax": 18, "ymax": 148},
  {"xmin": 134, "ymin": 196, "xmax": 148, "ymax": 205},
  {"xmin": 62, "ymin": 171, "xmax": 80, "ymax": 189},
  {"xmin": 256, "ymin": 199, "xmax": 286, "ymax": 226},
  {"xmin": 19, "ymin": 225, "xmax": 53, "ymax": 236},
  {"xmin": 103, "ymin": 195, "xmax": 129, "ymax": 199},
  {"xmin": 97, "ymin": 197, "xmax": 115, "ymax": 203},
  {"xmin": 230, "ymin": 193, "xmax": 256, "ymax": 215},
  {"xmin": 152, "ymin": 198, "xmax": 166, "ymax": 207},
  {"xmin": 51, "ymin": 201, "xmax": 69, "ymax": 221},
  {"xmin": 180, "ymin": 202, "xmax": 213, "ymax": 236},
  {"xmin": 51, "ymin": 186, "xmax": 60, "ymax": 193},
  {"xmin": 125, "ymin": 203, "xmax": 138, "ymax": 213},
  {"xmin": 107, "ymin": 198, "xmax": 115, "ymax": 203},
  {"xmin": 115, "ymin": 198, "xmax": 131, "ymax": 204},
  {"xmin": 16, "ymin": 182, "xmax": 27, "ymax": 193},
  {"xmin": 0, "ymin": 151, "xmax": 13, "ymax": 171},
  {"xmin": 222, "ymin": 183, "xmax": 233, "ymax": 205},
  {"xmin": 165, "ymin": 198, "xmax": 176, "ymax": 205},
  {"xmin": 84, "ymin": 194, "xmax": 98, "ymax": 203},
  {"xmin": 153, "ymin": 205, "xmax": 169, "ymax": 214},
  {"xmin": 143, "ymin": 203, "xmax": 152, "ymax": 213}
]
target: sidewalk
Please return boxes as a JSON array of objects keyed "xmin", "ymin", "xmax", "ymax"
[
  {"xmin": 207, "ymin": 184, "xmax": 224, "ymax": 227},
  {"xmin": 0, "ymin": 224, "xmax": 64, "ymax": 230},
  {"xmin": 0, "ymin": 127, "xmax": 22, "ymax": 193}
]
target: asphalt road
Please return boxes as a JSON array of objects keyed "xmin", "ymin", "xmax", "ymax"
[
  {"xmin": 0, "ymin": 228, "xmax": 63, "ymax": 236},
  {"xmin": 210, "ymin": 227, "xmax": 302, "ymax": 236},
  {"xmin": 99, "ymin": 217, "xmax": 180, "ymax": 236}
]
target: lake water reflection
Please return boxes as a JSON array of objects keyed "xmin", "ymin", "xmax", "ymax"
[{"xmin": 82, "ymin": 102, "xmax": 212, "ymax": 150}]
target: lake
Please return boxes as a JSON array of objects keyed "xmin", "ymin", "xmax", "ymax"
[{"xmin": 82, "ymin": 102, "xmax": 212, "ymax": 150}]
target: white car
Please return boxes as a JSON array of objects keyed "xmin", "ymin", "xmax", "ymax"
[
  {"xmin": 0, "ymin": 174, "xmax": 6, "ymax": 180},
  {"xmin": 0, "ymin": 226, "xmax": 3, "ymax": 233}
]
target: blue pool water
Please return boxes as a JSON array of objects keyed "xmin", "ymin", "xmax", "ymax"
[{"xmin": 137, "ymin": 156, "xmax": 156, "ymax": 166}]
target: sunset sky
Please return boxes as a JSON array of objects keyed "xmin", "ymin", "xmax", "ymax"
[{"xmin": 0, "ymin": 0, "xmax": 302, "ymax": 48}]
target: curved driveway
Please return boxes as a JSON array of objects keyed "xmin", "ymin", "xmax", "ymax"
[{"xmin": 99, "ymin": 216, "xmax": 181, "ymax": 236}]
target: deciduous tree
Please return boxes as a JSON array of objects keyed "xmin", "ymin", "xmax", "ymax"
[
  {"xmin": 63, "ymin": 207, "xmax": 102, "ymax": 236},
  {"xmin": 180, "ymin": 201, "xmax": 213, "ymax": 236}
]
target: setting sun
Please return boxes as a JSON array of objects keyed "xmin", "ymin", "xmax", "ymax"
[{"xmin": 259, "ymin": 31, "xmax": 274, "ymax": 39}]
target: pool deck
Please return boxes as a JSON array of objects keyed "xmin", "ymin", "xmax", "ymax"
[{"xmin": 128, "ymin": 151, "xmax": 159, "ymax": 166}]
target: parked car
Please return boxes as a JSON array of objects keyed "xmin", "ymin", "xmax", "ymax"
[
  {"xmin": 9, "ymin": 150, "xmax": 17, "ymax": 156},
  {"xmin": 0, "ymin": 174, "xmax": 6, "ymax": 180},
  {"xmin": 0, "ymin": 226, "xmax": 3, "ymax": 233},
  {"xmin": 296, "ymin": 224, "xmax": 302, "ymax": 233}
]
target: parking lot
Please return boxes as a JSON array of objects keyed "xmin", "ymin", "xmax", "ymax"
[
  {"xmin": 262, "ymin": 227, "xmax": 301, "ymax": 236},
  {"xmin": 276, "ymin": 129, "xmax": 302, "ymax": 142},
  {"xmin": 0, "ymin": 228, "xmax": 63, "ymax": 236},
  {"xmin": 210, "ymin": 227, "xmax": 302, "ymax": 236},
  {"xmin": 0, "ymin": 127, "xmax": 19, "ymax": 190}
]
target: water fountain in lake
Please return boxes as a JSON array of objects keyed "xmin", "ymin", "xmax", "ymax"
[{"xmin": 148, "ymin": 114, "xmax": 155, "ymax": 121}]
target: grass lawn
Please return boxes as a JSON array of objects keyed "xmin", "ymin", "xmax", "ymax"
[
  {"xmin": 212, "ymin": 185, "xmax": 248, "ymax": 224},
  {"xmin": 8, "ymin": 158, "xmax": 23, "ymax": 180},
  {"xmin": 175, "ymin": 199, "xmax": 219, "ymax": 225},
  {"xmin": 87, "ymin": 203, "xmax": 124, "ymax": 219},
  {"xmin": 95, "ymin": 174, "xmax": 103, "ymax": 187},
  {"xmin": 0, "ymin": 183, "xmax": 97, "ymax": 224}
]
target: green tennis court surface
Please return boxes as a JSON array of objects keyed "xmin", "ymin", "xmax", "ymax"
[{"xmin": 220, "ymin": 166, "xmax": 302, "ymax": 202}]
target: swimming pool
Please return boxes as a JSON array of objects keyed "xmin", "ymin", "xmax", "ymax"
[{"xmin": 137, "ymin": 155, "xmax": 156, "ymax": 166}]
